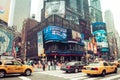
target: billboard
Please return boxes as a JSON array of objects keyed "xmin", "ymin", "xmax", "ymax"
[
  {"xmin": 45, "ymin": 1, "xmax": 65, "ymax": 18},
  {"xmin": 37, "ymin": 31, "xmax": 44, "ymax": 56},
  {"xmin": 72, "ymin": 30, "xmax": 81, "ymax": 42},
  {"xmin": 44, "ymin": 26, "xmax": 67, "ymax": 42},
  {"xmin": 0, "ymin": 0, "xmax": 11, "ymax": 23},
  {"xmin": 92, "ymin": 22, "xmax": 109, "ymax": 52},
  {"xmin": 43, "ymin": 26, "xmax": 84, "ymax": 46},
  {"xmin": 0, "ymin": 29, "xmax": 13, "ymax": 55}
]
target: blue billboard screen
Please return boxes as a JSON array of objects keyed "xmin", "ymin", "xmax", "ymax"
[
  {"xmin": 43, "ymin": 26, "xmax": 67, "ymax": 42},
  {"xmin": 92, "ymin": 22, "xmax": 109, "ymax": 52}
]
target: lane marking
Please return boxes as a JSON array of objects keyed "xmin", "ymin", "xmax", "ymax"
[
  {"xmin": 100, "ymin": 74, "xmax": 120, "ymax": 80},
  {"xmin": 19, "ymin": 76, "xmax": 31, "ymax": 80},
  {"xmin": 84, "ymin": 78, "xmax": 97, "ymax": 80},
  {"xmin": 70, "ymin": 77, "xmax": 87, "ymax": 80}
]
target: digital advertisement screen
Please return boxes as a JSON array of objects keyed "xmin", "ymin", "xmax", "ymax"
[
  {"xmin": 0, "ymin": 29, "xmax": 13, "ymax": 55},
  {"xmin": 45, "ymin": 1, "xmax": 65, "ymax": 18},
  {"xmin": 72, "ymin": 30, "xmax": 81, "ymax": 42},
  {"xmin": 44, "ymin": 26, "xmax": 67, "ymax": 42},
  {"xmin": 92, "ymin": 22, "xmax": 109, "ymax": 52},
  {"xmin": 0, "ymin": 0, "xmax": 11, "ymax": 23},
  {"xmin": 37, "ymin": 31, "xmax": 44, "ymax": 56},
  {"xmin": 44, "ymin": 26, "xmax": 84, "ymax": 45}
]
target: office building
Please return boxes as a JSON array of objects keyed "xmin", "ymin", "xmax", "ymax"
[
  {"xmin": 89, "ymin": 0, "xmax": 103, "ymax": 22},
  {"xmin": 9, "ymin": 0, "xmax": 31, "ymax": 32},
  {"xmin": 104, "ymin": 10, "xmax": 120, "ymax": 59},
  {"xmin": 26, "ymin": 0, "xmax": 91, "ymax": 61}
]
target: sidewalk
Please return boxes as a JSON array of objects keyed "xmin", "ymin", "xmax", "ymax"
[{"xmin": 34, "ymin": 66, "xmax": 61, "ymax": 72}]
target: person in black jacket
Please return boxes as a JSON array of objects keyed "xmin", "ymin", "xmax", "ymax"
[{"xmin": 42, "ymin": 60, "xmax": 46, "ymax": 71}]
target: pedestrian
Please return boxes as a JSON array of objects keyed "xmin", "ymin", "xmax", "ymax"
[
  {"xmin": 53, "ymin": 60, "xmax": 57, "ymax": 70},
  {"xmin": 42, "ymin": 60, "xmax": 46, "ymax": 71},
  {"xmin": 51, "ymin": 60, "xmax": 54, "ymax": 70},
  {"xmin": 38, "ymin": 60, "xmax": 41, "ymax": 68},
  {"xmin": 48, "ymin": 60, "xmax": 51, "ymax": 70}
]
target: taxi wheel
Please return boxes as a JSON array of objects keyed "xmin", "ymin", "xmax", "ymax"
[
  {"xmin": 87, "ymin": 74, "xmax": 90, "ymax": 76},
  {"xmin": 114, "ymin": 68, "xmax": 117, "ymax": 73},
  {"xmin": 0, "ymin": 71, "xmax": 5, "ymax": 78},
  {"xmin": 24, "ymin": 69, "xmax": 31, "ymax": 76},
  {"xmin": 101, "ymin": 70, "xmax": 106, "ymax": 76},
  {"xmin": 117, "ymin": 64, "xmax": 119, "ymax": 67},
  {"xmin": 74, "ymin": 69, "xmax": 79, "ymax": 73}
]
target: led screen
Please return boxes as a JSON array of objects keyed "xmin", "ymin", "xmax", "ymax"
[
  {"xmin": 37, "ymin": 31, "xmax": 44, "ymax": 56},
  {"xmin": 71, "ymin": 30, "xmax": 81, "ymax": 42},
  {"xmin": 44, "ymin": 26, "xmax": 67, "ymax": 42},
  {"xmin": 92, "ymin": 22, "xmax": 108, "ymax": 52},
  {"xmin": 45, "ymin": 1, "xmax": 65, "ymax": 18}
]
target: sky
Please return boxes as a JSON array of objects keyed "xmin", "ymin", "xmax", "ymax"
[
  {"xmin": 100, "ymin": 0, "xmax": 120, "ymax": 35},
  {"xmin": 31, "ymin": 0, "xmax": 120, "ymax": 35}
]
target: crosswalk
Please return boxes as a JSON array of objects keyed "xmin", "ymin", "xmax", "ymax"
[{"xmin": 35, "ymin": 70, "xmax": 120, "ymax": 80}]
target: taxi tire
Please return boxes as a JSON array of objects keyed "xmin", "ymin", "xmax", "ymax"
[
  {"xmin": 101, "ymin": 70, "xmax": 106, "ymax": 76},
  {"xmin": 24, "ymin": 69, "xmax": 31, "ymax": 76},
  {"xmin": 87, "ymin": 74, "xmax": 90, "ymax": 76},
  {"xmin": 117, "ymin": 64, "xmax": 119, "ymax": 67},
  {"xmin": 0, "ymin": 71, "xmax": 5, "ymax": 78},
  {"xmin": 114, "ymin": 68, "xmax": 117, "ymax": 73}
]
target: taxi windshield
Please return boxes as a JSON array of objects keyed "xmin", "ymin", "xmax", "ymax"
[{"xmin": 88, "ymin": 62, "xmax": 101, "ymax": 66}]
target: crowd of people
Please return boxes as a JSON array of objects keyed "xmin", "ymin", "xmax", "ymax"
[{"xmin": 19, "ymin": 58, "xmax": 62, "ymax": 71}]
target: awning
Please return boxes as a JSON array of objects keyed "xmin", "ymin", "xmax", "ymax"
[
  {"xmin": 100, "ymin": 48, "xmax": 109, "ymax": 52},
  {"xmin": 45, "ymin": 40, "xmax": 84, "ymax": 46},
  {"xmin": 61, "ymin": 40, "xmax": 84, "ymax": 46}
]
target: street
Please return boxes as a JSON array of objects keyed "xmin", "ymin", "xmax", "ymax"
[{"xmin": 1, "ymin": 67, "xmax": 120, "ymax": 80}]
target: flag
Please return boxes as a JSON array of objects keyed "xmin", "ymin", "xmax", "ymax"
[{"xmin": 12, "ymin": 42, "xmax": 16, "ymax": 58}]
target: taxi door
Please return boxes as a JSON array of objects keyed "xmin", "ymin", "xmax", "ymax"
[
  {"xmin": 108, "ymin": 62, "xmax": 115, "ymax": 72},
  {"xmin": 4, "ymin": 61, "xmax": 16, "ymax": 73},
  {"xmin": 14, "ymin": 61, "xmax": 24, "ymax": 73},
  {"xmin": 103, "ymin": 62, "xmax": 111, "ymax": 73}
]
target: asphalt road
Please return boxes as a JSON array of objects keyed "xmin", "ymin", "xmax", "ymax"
[{"xmin": 1, "ymin": 68, "xmax": 120, "ymax": 80}]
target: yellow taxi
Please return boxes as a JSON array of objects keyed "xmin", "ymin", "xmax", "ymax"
[
  {"xmin": 0, "ymin": 59, "xmax": 34, "ymax": 78},
  {"xmin": 111, "ymin": 60, "xmax": 120, "ymax": 67},
  {"xmin": 82, "ymin": 61, "xmax": 117, "ymax": 76}
]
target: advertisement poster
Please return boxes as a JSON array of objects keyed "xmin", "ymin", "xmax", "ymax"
[
  {"xmin": 45, "ymin": 1, "xmax": 65, "ymax": 18},
  {"xmin": 0, "ymin": 0, "xmax": 11, "ymax": 23},
  {"xmin": 92, "ymin": 22, "xmax": 109, "ymax": 51},
  {"xmin": 37, "ymin": 31, "xmax": 44, "ymax": 56},
  {"xmin": 44, "ymin": 26, "xmax": 67, "ymax": 42},
  {"xmin": 72, "ymin": 30, "xmax": 81, "ymax": 42},
  {"xmin": 0, "ymin": 29, "xmax": 13, "ymax": 55}
]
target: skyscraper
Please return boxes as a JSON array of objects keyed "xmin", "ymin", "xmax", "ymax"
[
  {"xmin": 104, "ymin": 10, "xmax": 120, "ymax": 58},
  {"xmin": 25, "ymin": 0, "xmax": 91, "ymax": 60},
  {"xmin": 42, "ymin": 0, "xmax": 91, "ymax": 39},
  {"xmin": 89, "ymin": 0, "xmax": 103, "ymax": 22},
  {"xmin": 104, "ymin": 10, "xmax": 115, "ymax": 33},
  {"xmin": 9, "ymin": 0, "xmax": 31, "ymax": 32}
]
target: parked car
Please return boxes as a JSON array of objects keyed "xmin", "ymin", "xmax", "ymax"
[
  {"xmin": 0, "ymin": 59, "xmax": 34, "ymax": 78},
  {"xmin": 61, "ymin": 61, "xmax": 86, "ymax": 73},
  {"xmin": 82, "ymin": 61, "xmax": 117, "ymax": 76}
]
